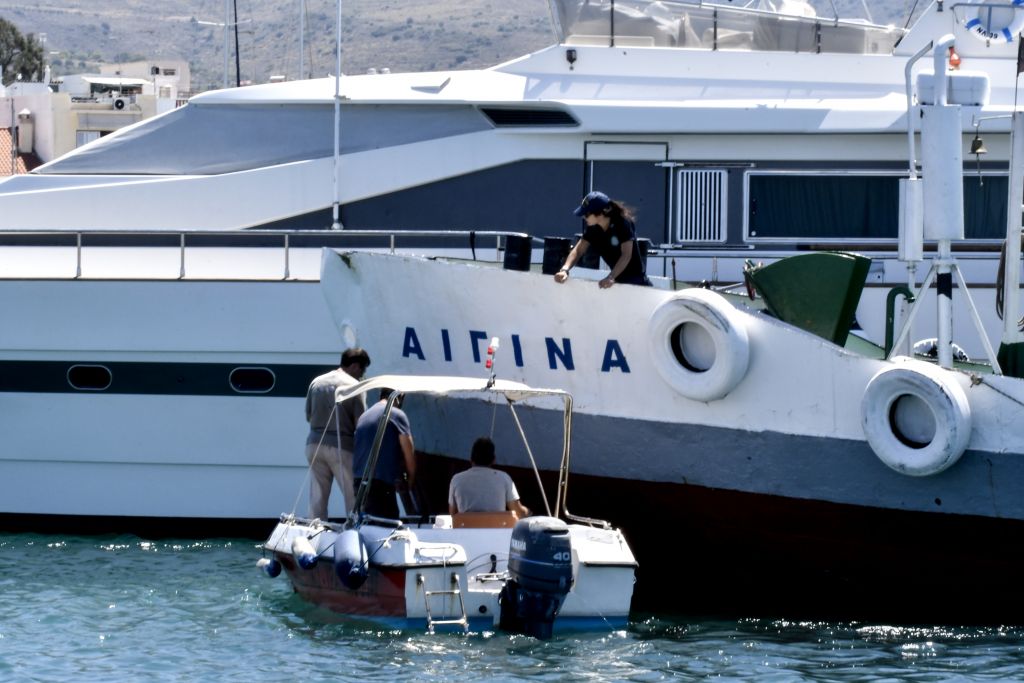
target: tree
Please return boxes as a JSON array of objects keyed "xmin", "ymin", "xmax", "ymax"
[{"xmin": 0, "ymin": 17, "xmax": 45, "ymax": 85}]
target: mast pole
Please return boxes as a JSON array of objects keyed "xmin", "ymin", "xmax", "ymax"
[
  {"xmin": 299, "ymin": 0, "xmax": 305, "ymax": 79},
  {"xmin": 331, "ymin": 0, "xmax": 343, "ymax": 229},
  {"xmin": 233, "ymin": 0, "xmax": 241, "ymax": 87},
  {"xmin": 223, "ymin": 0, "xmax": 229, "ymax": 89}
]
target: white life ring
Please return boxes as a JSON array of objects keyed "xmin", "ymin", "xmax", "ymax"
[
  {"xmin": 860, "ymin": 359, "xmax": 972, "ymax": 477},
  {"xmin": 963, "ymin": 0, "xmax": 1024, "ymax": 43},
  {"xmin": 648, "ymin": 288, "xmax": 749, "ymax": 402}
]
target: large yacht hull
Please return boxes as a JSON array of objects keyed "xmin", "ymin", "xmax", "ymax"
[{"xmin": 0, "ymin": 250, "xmax": 347, "ymax": 531}]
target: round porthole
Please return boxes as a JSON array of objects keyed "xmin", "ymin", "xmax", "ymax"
[
  {"xmin": 67, "ymin": 364, "xmax": 112, "ymax": 391},
  {"xmin": 229, "ymin": 367, "xmax": 275, "ymax": 393}
]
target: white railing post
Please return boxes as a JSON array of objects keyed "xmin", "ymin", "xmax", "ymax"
[
  {"xmin": 179, "ymin": 233, "xmax": 186, "ymax": 279},
  {"xmin": 284, "ymin": 232, "xmax": 291, "ymax": 280}
]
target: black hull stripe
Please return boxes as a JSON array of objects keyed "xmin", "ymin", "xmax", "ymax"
[{"xmin": 0, "ymin": 361, "xmax": 333, "ymax": 397}]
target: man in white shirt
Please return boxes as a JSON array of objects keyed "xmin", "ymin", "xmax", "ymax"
[
  {"xmin": 448, "ymin": 437, "xmax": 529, "ymax": 518},
  {"xmin": 304, "ymin": 347, "xmax": 370, "ymax": 519}
]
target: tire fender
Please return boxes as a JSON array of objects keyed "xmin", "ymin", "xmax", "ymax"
[
  {"xmin": 860, "ymin": 358, "xmax": 972, "ymax": 476},
  {"xmin": 648, "ymin": 288, "xmax": 750, "ymax": 402}
]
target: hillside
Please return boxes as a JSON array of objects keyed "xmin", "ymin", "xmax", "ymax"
[
  {"xmin": 0, "ymin": 0, "xmax": 915, "ymax": 93},
  {"xmin": 0, "ymin": 0, "xmax": 555, "ymax": 92}
]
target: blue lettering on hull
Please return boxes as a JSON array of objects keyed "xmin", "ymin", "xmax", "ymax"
[{"xmin": 400, "ymin": 328, "xmax": 630, "ymax": 373}]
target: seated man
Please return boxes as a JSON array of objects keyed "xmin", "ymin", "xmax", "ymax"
[{"xmin": 448, "ymin": 437, "xmax": 529, "ymax": 518}]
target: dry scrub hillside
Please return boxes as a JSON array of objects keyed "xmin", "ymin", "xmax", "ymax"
[{"xmin": 0, "ymin": 0, "xmax": 913, "ymax": 93}]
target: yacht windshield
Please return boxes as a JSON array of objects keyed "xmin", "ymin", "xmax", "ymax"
[
  {"xmin": 548, "ymin": 0, "xmax": 908, "ymax": 54},
  {"xmin": 36, "ymin": 101, "xmax": 490, "ymax": 176}
]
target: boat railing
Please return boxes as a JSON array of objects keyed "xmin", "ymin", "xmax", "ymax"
[
  {"xmin": 551, "ymin": 0, "xmax": 905, "ymax": 55},
  {"xmin": 0, "ymin": 228, "xmax": 1007, "ymax": 284},
  {"xmin": 0, "ymin": 229, "xmax": 540, "ymax": 281}
]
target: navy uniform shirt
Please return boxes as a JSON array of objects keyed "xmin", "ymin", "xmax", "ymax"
[
  {"xmin": 582, "ymin": 217, "xmax": 646, "ymax": 283},
  {"xmin": 353, "ymin": 401, "xmax": 411, "ymax": 484}
]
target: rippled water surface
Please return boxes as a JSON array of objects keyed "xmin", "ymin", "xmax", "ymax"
[{"xmin": 2, "ymin": 533, "xmax": 1023, "ymax": 682}]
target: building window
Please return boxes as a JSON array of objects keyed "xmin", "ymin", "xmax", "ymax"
[
  {"xmin": 76, "ymin": 130, "xmax": 101, "ymax": 147},
  {"xmin": 163, "ymin": 68, "xmax": 176, "ymax": 76}
]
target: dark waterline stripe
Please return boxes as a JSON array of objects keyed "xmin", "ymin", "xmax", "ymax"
[{"xmin": 0, "ymin": 360, "xmax": 334, "ymax": 397}]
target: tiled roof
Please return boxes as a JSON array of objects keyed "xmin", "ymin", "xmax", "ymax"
[{"xmin": 0, "ymin": 128, "xmax": 43, "ymax": 176}]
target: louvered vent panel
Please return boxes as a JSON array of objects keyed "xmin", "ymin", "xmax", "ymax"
[{"xmin": 674, "ymin": 169, "xmax": 727, "ymax": 243}]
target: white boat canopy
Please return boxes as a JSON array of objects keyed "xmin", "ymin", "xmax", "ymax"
[{"xmin": 335, "ymin": 374, "xmax": 570, "ymax": 405}]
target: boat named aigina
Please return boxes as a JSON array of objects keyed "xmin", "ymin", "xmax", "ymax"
[
  {"xmin": 258, "ymin": 370, "xmax": 636, "ymax": 637},
  {"xmin": 316, "ymin": 34, "xmax": 1024, "ymax": 621}
]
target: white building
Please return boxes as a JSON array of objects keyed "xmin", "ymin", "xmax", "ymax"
[
  {"xmin": 2, "ymin": 60, "xmax": 191, "ymax": 168},
  {"xmin": 99, "ymin": 60, "xmax": 192, "ymax": 107}
]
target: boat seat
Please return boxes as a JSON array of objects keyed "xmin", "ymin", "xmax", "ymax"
[{"xmin": 451, "ymin": 511, "xmax": 518, "ymax": 528}]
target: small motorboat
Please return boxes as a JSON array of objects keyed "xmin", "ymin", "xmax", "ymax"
[{"xmin": 258, "ymin": 365, "xmax": 637, "ymax": 638}]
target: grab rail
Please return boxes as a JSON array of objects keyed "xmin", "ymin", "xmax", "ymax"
[{"xmin": 0, "ymin": 229, "xmax": 540, "ymax": 281}]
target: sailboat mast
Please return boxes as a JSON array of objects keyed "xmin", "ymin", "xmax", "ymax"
[
  {"xmin": 299, "ymin": 0, "xmax": 305, "ymax": 80},
  {"xmin": 233, "ymin": 0, "xmax": 241, "ymax": 87},
  {"xmin": 223, "ymin": 0, "xmax": 229, "ymax": 88}
]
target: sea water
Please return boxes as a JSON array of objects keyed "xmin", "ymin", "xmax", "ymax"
[{"xmin": 1, "ymin": 534, "xmax": 1023, "ymax": 682}]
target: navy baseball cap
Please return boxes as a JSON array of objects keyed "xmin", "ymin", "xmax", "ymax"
[{"xmin": 573, "ymin": 191, "xmax": 611, "ymax": 217}]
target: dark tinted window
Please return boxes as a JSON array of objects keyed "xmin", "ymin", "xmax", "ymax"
[
  {"xmin": 229, "ymin": 367, "xmax": 275, "ymax": 393},
  {"xmin": 748, "ymin": 174, "xmax": 899, "ymax": 240},
  {"xmin": 67, "ymin": 365, "xmax": 112, "ymax": 391},
  {"xmin": 748, "ymin": 173, "xmax": 1008, "ymax": 240}
]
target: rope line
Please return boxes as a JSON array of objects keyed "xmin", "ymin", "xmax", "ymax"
[{"xmin": 290, "ymin": 402, "xmax": 339, "ymax": 517}]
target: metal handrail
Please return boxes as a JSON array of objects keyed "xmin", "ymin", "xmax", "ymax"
[{"xmin": 0, "ymin": 228, "xmax": 539, "ymax": 281}]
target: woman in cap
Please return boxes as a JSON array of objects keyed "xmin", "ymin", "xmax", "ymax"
[{"xmin": 553, "ymin": 191, "xmax": 651, "ymax": 288}]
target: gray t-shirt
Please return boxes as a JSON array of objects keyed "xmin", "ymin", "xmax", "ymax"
[
  {"xmin": 305, "ymin": 368, "xmax": 364, "ymax": 451},
  {"xmin": 448, "ymin": 466, "xmax": 520, "ymax": 513}
]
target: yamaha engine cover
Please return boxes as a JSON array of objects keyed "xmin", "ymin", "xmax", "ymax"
[{"xmin": 499, "ymin": 516, "xmax": 573, "ymax": 639}]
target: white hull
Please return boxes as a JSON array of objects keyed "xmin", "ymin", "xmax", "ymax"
[
  {"xmin": 320, "ymin": 250, "xmax": 1024, "ymax": 518},
  {"xmin": 0, "ymin": 248, "xmax": 347, "ymax": 524}
]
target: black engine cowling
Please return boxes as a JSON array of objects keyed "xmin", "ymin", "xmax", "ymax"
[{"xmin": 499, "ymin": 516, "xmax": 573, "ymax": 639}]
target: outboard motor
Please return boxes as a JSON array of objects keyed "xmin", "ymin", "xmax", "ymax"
[{"xmin": 499, "ymin": 516, "xmax": 573, "ymax": 639}]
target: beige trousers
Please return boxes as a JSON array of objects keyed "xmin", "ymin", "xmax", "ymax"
[{"xmin": 304, "ymin": 441, "xmax": 355, "ymax": 519}]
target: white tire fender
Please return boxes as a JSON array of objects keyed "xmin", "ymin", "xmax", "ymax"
[
  {"xmin": 860, "ymin": 358, "xmax": 972, "ymax": 476},
  {"xmin": 648, "ymin": 288, "xmax": 750, "ymax": 402}
]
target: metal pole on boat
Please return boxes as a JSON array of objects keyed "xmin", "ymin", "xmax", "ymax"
[
  {"xmin": 223, "ymin": 0, "xmax": 230, "ymax": 89},
  {"xmin": 298, "ymin": 0, "xmax": 305, "ymax": 80},
  {"xmin": 233, "ymin": 0, "xmax": 241, "ymax": 87},
  {"xmin": 331, "ymin": 0, "xmax": 344, "ymax": 230},
  {"xmin": 929, "ymin": 36, "xmax": 959, "ymax": 369},
  {"xmin": 1003, "ymin": 112, "xmax": 1024, "ymax": 345},
  {"xmin": 899, "ymin": 40, "xmax": 932, "ymax": 356}
]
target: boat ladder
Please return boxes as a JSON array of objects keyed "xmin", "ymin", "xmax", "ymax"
[{"xmin": 419, "ymin": 573, "xmax": 468, "ymax": 634}]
